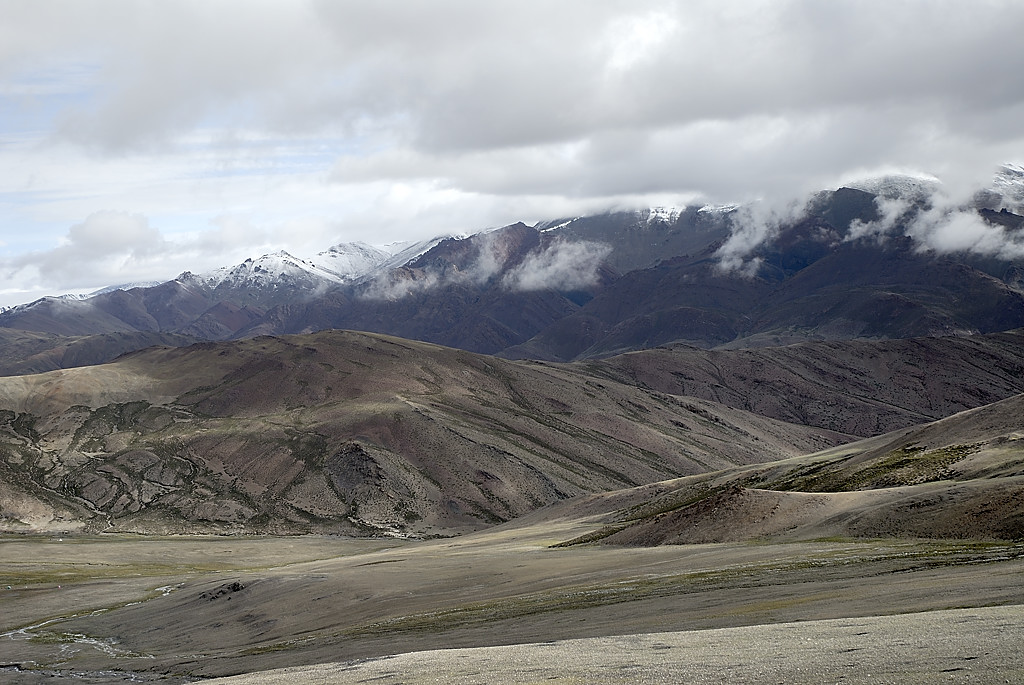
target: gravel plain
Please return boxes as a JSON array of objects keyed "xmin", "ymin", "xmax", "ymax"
[{"xmin": 207, "ymin": 604, "xmax": 1024, "ymax": 684}]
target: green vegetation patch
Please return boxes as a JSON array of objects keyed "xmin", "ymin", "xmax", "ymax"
[
  {"xmin": 764, "ymin": 443, "xmax": 983, "ymax": 492},
  {"xmin": 553, "ymin": 484, "xmax": 735, "ymax": 548},
  {"xmin": 550, "ymin": 523, "xmax": 632, "ymax": 548}
]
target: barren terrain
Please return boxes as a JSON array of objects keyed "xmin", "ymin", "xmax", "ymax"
[
  {"xmin": 0, "ymin": 330, "xmax": 853, "ymax": 537},
  {"xmin": 3, "ymin": 390, "xmax": 1024, "ymax": 681},
  {"xmin": 1, "ymin": 330, "xmax": 1023, "ymax": 682},
  {"xmin": 2, "ymin": 519, "xmax": 1022, "ymax": 682},
  {"xmin": 205, "ymin": 605, "xmax": 1024, "ymax": 684}
]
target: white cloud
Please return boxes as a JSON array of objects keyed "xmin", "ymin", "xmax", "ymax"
[
  {"xmin": 2, "ymin": 1, "xmax": 1024, "ymax": 305},
  {"xmin": 819, "ymin": 181, "xmax": 1024, "ymax": 260},
  {"xmin": 715, "ymin": 197, "xmax": 811, "ymax": 272},
  {"xmin": 907, "ymin": 203, "xmax": 1024, "ymax": 259},
  {"xmin": 503, "ymin": 241, "xmax": 612, "ymax": 292},
  {"xmin": 8, "ymin": 211, "xmax": 164, "ymax": 285},
  {"xmin": 360, "ymin": 269, "xmax": 440, "ymax": 301},
  {"xmin": 604, "ymin": 10, "xmax": 679, "ymax": 72},
  {"xmin": 846, "ymin": 196, "xmax": 914, "ymax": 244}
]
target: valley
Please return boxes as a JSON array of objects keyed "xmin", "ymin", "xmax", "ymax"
[
  {"xmin": 1, "ymin": 185, "xmax": 1023, "ymax": 682},
  {"xmin": 7, "ymin": 6, "xmax": 1024, "ymax": 683},
  {"xmin": 2, "ymin": 510, "xmax": 1022, "ymax": 682},
  {"xmin": 0, "ymin": 326, "xmax": 1022, "ymax": 682}
]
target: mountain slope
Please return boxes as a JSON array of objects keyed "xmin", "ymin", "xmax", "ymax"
[
  {"xmin": 505, "ymin": 191, "xmax": 1024, "ymax": 360},
  {"xmin": 236, "ymin": 223, "xmax": 619, "ymax": 353},
  {"xmin": 548, "ymin": 392, "xmax": 1024, "ymax": 547},
  {"xmin": 0, "ymin": 330, "xmax": 845, "ymax": 536},
  {"xmin": 536, "ymin": 205, "xmax": 731, "ymax": 274},
  {"xmin": 307, "ymin": 241, "xmax": 393, "ymax": 280},
  {"xmin": 2, "ymin": 186, "xmax": 1023, "ymax": 364},
  {"xmin": 591, "ymin": 329, "xmax": 1024, "ymax": 436},
  {"xmin": 187, "ymin": 251, "xmax": 345, "ymax": 303},
  {"xmin": 0, "ymin": 329, "xmax": 200, "ymax": 377}
]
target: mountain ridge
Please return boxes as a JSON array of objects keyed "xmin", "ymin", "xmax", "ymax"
[
  {"xmin": 0, "ymin": 329, "xmax": 852, "ymax": 536},
  {"xmin": 1, "ymin": 179, "xmax": 1023, "ymax": 371}
]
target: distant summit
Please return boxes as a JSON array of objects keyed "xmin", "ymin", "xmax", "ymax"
[{"xmin": 1, "ymin": 171, "xmax": 1023, "ymax": 370}]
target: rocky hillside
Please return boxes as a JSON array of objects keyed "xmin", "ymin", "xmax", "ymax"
[
  {"xmin": 4, "ymin": 327, "xmax": 1024, "ymax": 537},
  {"xmin": 590, "ymin": 329, "xmax": 1024, "ymax": 436},
  {"xmin": 549, "ymin": 392, "xmax": 1024, "ymax": 547},
  {"xmin": 0, "ymin": 330, "xmax": 844, "ymax": 537}
]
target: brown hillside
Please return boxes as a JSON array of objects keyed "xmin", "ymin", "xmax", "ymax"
[
  {"xmin": 592, "ymin": 329, "xmax": 1024, "ymax": 436},
  {"xmin": 549, "ymin": 393, "xmax": 1024, "ymax": 546},
  {"xmin": 0, "ymin": 330, "xmax": 845, "ymax": 536}
]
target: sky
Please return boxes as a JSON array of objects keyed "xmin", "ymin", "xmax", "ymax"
[{"xmin": 1, "ymin": 0, "xmax": 1023, "ymax": 307}]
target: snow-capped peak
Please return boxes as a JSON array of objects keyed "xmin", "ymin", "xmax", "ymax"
[
  {"xmin": 990, "ymin": 164, "xmax": 1024, "ymax": 211},
  {"xmin": 0, "ymin": 294, "xmax": 98, "ymax": 316},
  {"xmin": 307, "ymin": 241, "xmax": 393, "ymax": 281},
  {"xmin": 698, "ymin": 203, "xmax": 740, "ymax": 214},
  {"xmin": 642, "ymin": 205, "xmax": 685, "ymax": 224},
  {"xmin": 87, "ymin": 281, "xmax": 163, "ymax": 297},
  {"xmin": 369, "ymin": 236, "xmax": 453, "ymax": 274},
  {"xmin": 192, "ymin": 251, "xmax": 345, "ymax": 291},
  {"xmin": 844, "ymin": 173, "xmax": 941, "ymax": 200},
  {"xmin": 536, "ymin": 217, "xmax": 581, "ymax": 232}
]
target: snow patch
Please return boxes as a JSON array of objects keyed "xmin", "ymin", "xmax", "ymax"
[
  {"xmin": 195, "ymin": 251, "xmax": 345, "ymax": 291},
  {"xmin": 698, "ymin": 203, "xmax": 740, "ymax": 214},
  {"xmin": 643, "ymin": 206, "xmax": 684, "ymax": 224},
  {"xmin": 86, "ymin": 282, "xmax": 163, "ymax": 297},
  {"xmin": 0, "ymin": 295, "xmax": 97, "ymax": 316},
  {"xmin": 370, "ymin": 237, "xmax": 452, "ymax": 274},
  {"xmin": 535, "ymin": 218, "xmax": 580, "ymax": 232},
  {"xmin": 989, "ymin": 164, "xmax": 1024, "ymax": 211},
  {"xmin": 845, "ymin": 173, "xmax": 941, "ymax": 201},
  {"xmin": 308, "ymin": 242, "xmax": 392, "ymax": 281}
]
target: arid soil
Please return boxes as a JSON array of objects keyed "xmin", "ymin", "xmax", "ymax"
[
  {"xmin": 2, "ymin": 513, "xmax": 1023, "ymax": 682},
  {"xmin": 204, "ymin": 605, "xmax": 1024, "ymax": 684},
  {"xmin": 595, "ymin": 328, "xmax": 1024, "ymax": 436},
  {"xmin": 533, "ymin": 392, "xmax": 1024, "ymax": 548}
]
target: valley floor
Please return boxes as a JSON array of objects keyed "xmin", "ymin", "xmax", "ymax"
[
  {"xmin": 206, "ymin": 605, "xmax": 1024, "ymax": 684},
  {"xmin": 2, "ymin": 516, "xmax": 1023, "ymax": 683}
]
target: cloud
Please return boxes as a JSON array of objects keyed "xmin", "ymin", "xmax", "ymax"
[
  {"xmin": 715, "ymin": 197, "xmax": 811, "ymax": 273},
  {"xmin": 3, "ymin": 1, "xmax": 1024, "ymax": 306},
  {"xmin": 503, "ymin": 240, "xmax": 612, "ymax": 291},
  {"xmin": 359, "ymin": 231, "xmax": 505, "ymax": 300},
  {"xmin": 0, "ymin": 210, "xmax": 294, "ymax": 304},
  {"xmin": 906, "ymin": 203, "xmax": 1024, "ymax": 260},
  {"xmin": 360, "ymin": 236, "xmax": 612, "ymax": 300},
  {"xmin": 827, "ymin": 177, "xmax": 1024, "ymax": 260},
  {"xmin": 7, "ymin": 211, "xmax": 165, "ymax": 286},
  {"xmin": 360, "ymin": 269, "xmax": 440, "ymax": 301},
  {"xmin": 10, "ymin": 2, "xmax": 1024, "ymax": 176},
  {"xmin": 846, "ymin": 195, "xmax": 915, "ymax": 244}
]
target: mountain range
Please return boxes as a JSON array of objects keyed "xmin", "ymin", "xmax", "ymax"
[
  {"xmin": 2, "ymin": 173, "xmax": 1024, "ymax": 375},
  {"xmin": 4, "ymin": 173, "xmax": 1024, "ymax": 684},
  {"xmin": 2, "ymin": 326, "xmax": 1023, "ymax": 536},
  {"xmin": 1, "ymin": 174, "xmax": 1024, "ymax": 536}
]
